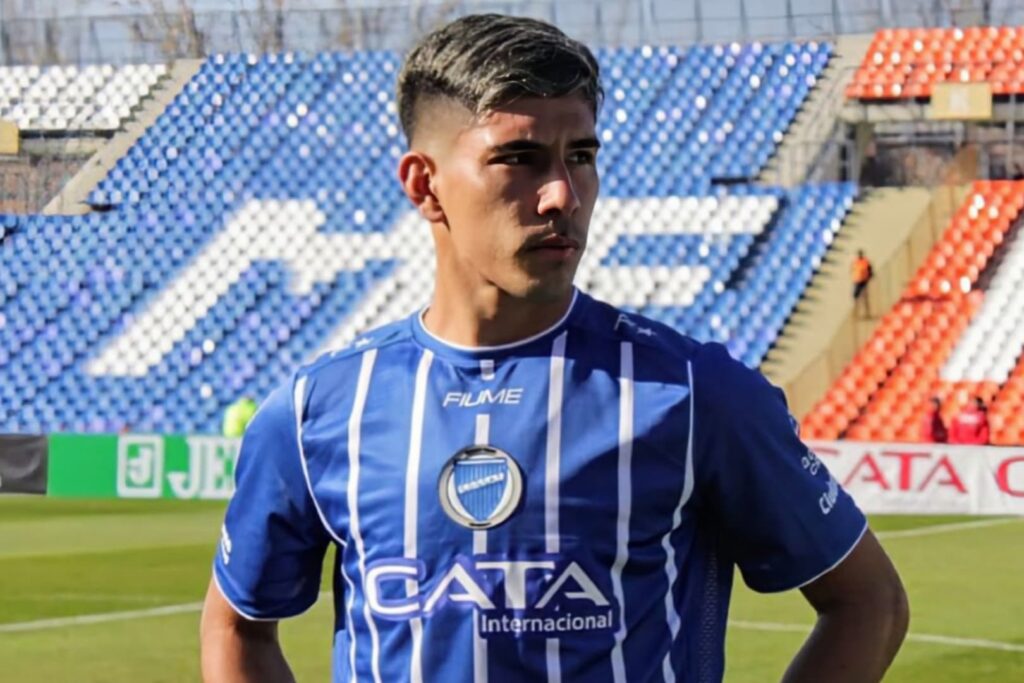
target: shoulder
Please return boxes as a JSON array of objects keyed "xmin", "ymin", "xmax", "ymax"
[
  {"xmin": 252, "ymin": 316, "xmax": 416, "ymax": 424},
  {"xmin": 298, "ymin": 317, "xmax": 412, "ymax": 386},
  {"xmin": 571, "ymin": 292, "xmax": 702, "ymax": 366},
  {"xmin": 572, "ymin": 294, "xmax": 761, "ymax": 394},
  {"xmin": 579, "ymin": 296, "xmax": 782, "ymax": 420},
  {"xmin": 689, "ymin": 339, "xmax": 793, "ymax": 433}
]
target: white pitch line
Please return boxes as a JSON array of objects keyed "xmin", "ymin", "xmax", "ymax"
[
  {"xmin": 0, "ymin": 518, "xmax": 1017, "ymax": 636},
  {"xmin": 908, "ymin": 633, "xmax": 1024, "ymax": 653},
  {"xmin": 0, "ymin": 592, "xmax": 334, "ymax": 634},
  {"xmin": 875, "ymin": 517, "xmax": 1020, "ymax": 540},
  {"xmin": 730, "ymin": 620, "xmax": 1024, "ymax": 653},
  {"xmin": 2, "ymin": 597, "xmax": 1022, "ymax": 655},
  {"xmin": 16, "ymin": 593, "xmax": 182, "ymax": 603},
  {"xmin": 0, "ymin": 601, "xmax": 203, "ymax": 633},
  {"xmin": 5, "ymin": 601, "xmax": 1020, "ymax": 656}
]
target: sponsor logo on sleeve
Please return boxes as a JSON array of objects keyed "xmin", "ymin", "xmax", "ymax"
[
  {"xmin": 220, "ymin": 525, "xmax": 233, "ymax": 565},
  {"xmin": 613, "ymin": 313, "xmax": 655, "ymax": 337},
  {"xmin": 819, "ymin": 474, "xmax": 839, "ymax": 515},
  {"xmin": 801, "ymin": 447, "xmax": 823, "ymax": 476}
]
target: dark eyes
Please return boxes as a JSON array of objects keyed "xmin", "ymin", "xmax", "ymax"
[
  {"xmin": 490, "ymin": 150, "xmax": 597, "ymax": 166},
  {"xmin": 567, "ymin": 150, "xmax": 597, "ymax": 165},
  {"xmin": 491, "ymin": 153, "xmax": 529, "ymax": 166}
]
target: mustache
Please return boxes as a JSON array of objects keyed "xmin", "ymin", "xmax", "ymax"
[{"xmin": 521, "ymin": 221, "xmax": 584, "ymax": 249}]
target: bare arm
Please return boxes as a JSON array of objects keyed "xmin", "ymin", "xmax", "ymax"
[
  {"xmin": 200, "ymin": 577, "xmax": 296, "ymax": 683},
  {"xmin": 782, "ymin": 529, "xmax": 909, "ymax": 682}
]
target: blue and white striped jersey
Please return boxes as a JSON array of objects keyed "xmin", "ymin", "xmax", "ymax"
[{"xmin": 213, "ymin": 290, "xmax": 866, "ymax": 682}]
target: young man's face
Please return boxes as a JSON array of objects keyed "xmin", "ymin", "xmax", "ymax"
[{"xmin": 420, "ymin": 93, "xmax": 600, "ymax": 301}]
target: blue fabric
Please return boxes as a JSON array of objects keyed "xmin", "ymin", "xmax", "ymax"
[
  {"xmin": 214, "ymin": 382, "xmax": 330, "ymax": 619},
  {"xmin": 213, "ymin": 291, "xmax": 866, "ymax": 682}
]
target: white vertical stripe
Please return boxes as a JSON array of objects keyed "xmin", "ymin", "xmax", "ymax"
[
  {"xmin": 293, "ymin": 376, "xmax": 348, "ymax": 549},
  {"xmin": 546, "ymin": 639, "xmax": 562, "ymax": 683},
  {"xmin": 341, "ymin": 563, "xmax": 360, "ymax": 682},
  {"xmin": 473, "ymin": 413, "xmax": 491, "ymax": 554},
  {"xmin": 474, "ymin": 412, "xmax": 491, "ymax": 443},
  {"xmin": 404, "ymin": 350, "xmax": 433, "ymax": 683},
  {"xmin": 346, "ymin": 350, "xmax": 383, "ymax": 683},
  {"xmin": 291, "ymin": 376, "xmax": 359, "ymax": 681},
  {"xmin": 660, "ymin": 360, "xmax": 697, "ymax": 683},
  {"xmin": 545, "ymin": 332, "xmax": 567, "ymax": 554},
  {"xmin": 471, "ymin": 532, "xmax": 488, "ymax": 553},
  {"xmin": 609, "ymin": 342, "xmax": 634, "ymax": 683},
  {"xmin": 473, "ymin": 410, "xmax": 490, "ymax": 683},
  {"xmin": 480, "ymin": 359, "xmax": 495, "ymax": 381},
  {"xmin": 545, "ymin": 331, "xmax": 568, "ymax": 683}
]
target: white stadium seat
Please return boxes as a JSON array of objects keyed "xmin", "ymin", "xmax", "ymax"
[{"xmin": 0, "ymin": 62, "xmax": 166, "ymax": 132}]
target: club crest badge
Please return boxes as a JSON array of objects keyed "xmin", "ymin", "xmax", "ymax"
[{"xmin": 438, "ymin": 445, "xmax": 523, "ymax": 529}]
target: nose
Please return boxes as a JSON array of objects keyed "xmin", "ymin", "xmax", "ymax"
[{"xmin": 537, "ymin": 164, "xmax": 580, "ymax": 218}]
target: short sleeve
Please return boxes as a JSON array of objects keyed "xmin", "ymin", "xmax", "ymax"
[
  {"xmin": 692, "ymin": 343, "xmax": 867, "ymax": 593},
  {"xmin": 213, "ymin": 377, "xmax": 331, "ymax": 619}
]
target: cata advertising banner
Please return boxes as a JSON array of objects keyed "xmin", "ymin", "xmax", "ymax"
[
  {"xmin": 48, "ymin": 434, "xmax": 240, "ymax": 499},
  {"xmin": 808, "ymin": 440, "xmax": 1024, "ymax": 516}
]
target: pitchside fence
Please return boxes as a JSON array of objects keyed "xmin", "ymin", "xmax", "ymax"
[
  {"xmin": 3, "ymin": 432, "xmax": 1023, "ymax": 517},
  {"xmin": 1, "ymin": 0, "xmax": 1024, "ymax": 66}
]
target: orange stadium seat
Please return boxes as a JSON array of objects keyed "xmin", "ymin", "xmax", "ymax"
[
  {"xmin": 803, "ymin": 181, "xmax": 1024, "ymax": 444},
  {"xmin": 848, "ymin": 26, "xmax": 1024, "ymax": 99}
]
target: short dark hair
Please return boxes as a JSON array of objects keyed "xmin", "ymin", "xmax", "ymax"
[{"xmin": 396, "ymin": 14, "xmax": 603, "ymax": 141}]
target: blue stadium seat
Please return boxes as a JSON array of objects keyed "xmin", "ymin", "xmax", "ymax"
[{"xmin": 0, "ymin": 44, "xmax": 850, "ymax": 434}]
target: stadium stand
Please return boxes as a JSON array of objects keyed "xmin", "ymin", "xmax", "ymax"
[
  {"xmin": 0, "ymin": 64, "xmax": 167, "ymax": 132},
  {"xmin": 802, "ymin": 180, "xmax": 1024, "ymax": 444},
  {"xmin": 847, "ymin": 26, "xmax": 1024, "ymax": 99},
  {"xmin": 0, "ymin": 42, "xmax": 853, "ymax": 434}
]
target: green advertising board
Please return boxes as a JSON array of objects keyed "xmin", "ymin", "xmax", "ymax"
[{"xmin": 48, "ymin": 434, "xmax": 240, "ymax": 499}]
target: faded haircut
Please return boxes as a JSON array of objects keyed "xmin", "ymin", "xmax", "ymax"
[{"xmin": 396, "ymin": 13, "xmax": 603, "ymax": 141}]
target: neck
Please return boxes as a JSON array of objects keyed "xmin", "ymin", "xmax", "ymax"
[{"xmin": 423, "ymin": 277, "xmax": 575, "ymax": 348}]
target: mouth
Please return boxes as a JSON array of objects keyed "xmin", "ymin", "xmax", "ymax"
[
  {"xmin": 526, "ymin": 235, "xmax": 581, "ymax": 253},
  {"xmin": 522, "ymin": 236, "xmax": 581, "ymax": 265}
]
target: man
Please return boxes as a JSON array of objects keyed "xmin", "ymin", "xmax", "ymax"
[
  {"xmin": 949, "ymin": 395, "xmax": 990, "ymax": 445},
  {"xmin": 851, "ymin": 249, "xmax": 873, "ymax": 319},
  {"xmin": 201, "ymin": 14, "xmax": 908, "ymax": 682},
  {"xmin": 921, "ymin": 396, "xmax": 948, "ymax": 443}
]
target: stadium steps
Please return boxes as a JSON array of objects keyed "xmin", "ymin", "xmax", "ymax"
[
  {"xmin": 758, "ymin": 33, "xmax": 874, "ymax": 187},
  {"xmin": 762, "ymin": 185, "xmax": 966, "ymax": 419},
  {"xmin": 802, "ymin": 181, "xmax": 1024, "ymax": 442},
  {"xmin": 41, "ymin": 59, "xmax": 203, "ymax": 215}
]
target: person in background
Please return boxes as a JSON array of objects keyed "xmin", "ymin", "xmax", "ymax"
[
  {"xmin": 921, "ymin": 396, "xmax": 947, "ymax": 443},
  {"xmin": 950, "ymin": 395, "xmax": 990, "ymax": 446},
  {"xmin": 852, "ymin": 249, "xmax": 874, "ymax": 318},
  {"xmin": 221, "ymin": 396, "xmax": 258, "ymax": 438}
]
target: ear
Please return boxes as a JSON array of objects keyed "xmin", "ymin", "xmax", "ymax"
[{"xmin": 398, "ymin": 151, "xmax": 446, "ymax": 223}]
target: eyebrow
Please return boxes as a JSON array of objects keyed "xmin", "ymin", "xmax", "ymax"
[{"xmin": 488, "ymin": 137, "xmax": 602, "ymax": 154}]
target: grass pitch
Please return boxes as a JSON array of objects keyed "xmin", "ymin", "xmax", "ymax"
[{"xmin": 0, "ymin": 498, "xmax": 1021, "ymax": 681}]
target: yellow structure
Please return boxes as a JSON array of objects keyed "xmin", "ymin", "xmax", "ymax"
[
  {"xmin": 929, "ymin": 82, "xmax": 993, "ymax": 121},
  {"xmin": 0, "ymin": 120, "xmax": 19, "ymax": 155}
]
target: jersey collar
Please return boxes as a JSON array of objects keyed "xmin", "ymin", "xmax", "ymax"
[{"xmin": 411, "ymin": 289, "xmax": 581, "ymax": 363}]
